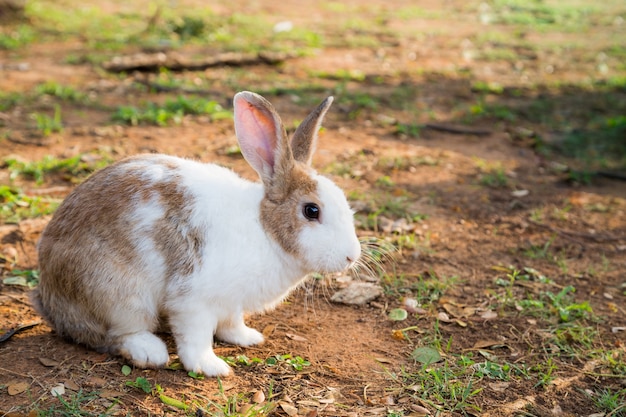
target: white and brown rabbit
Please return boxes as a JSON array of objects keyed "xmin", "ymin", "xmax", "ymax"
[{"xmin": 32, "ymin": 91, "xmax": 361, "ymax": 376}]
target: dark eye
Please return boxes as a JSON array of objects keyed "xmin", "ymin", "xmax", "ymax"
[{"xmin": 303, "ymin": 203, "xmax": 320, "ymax": 221}]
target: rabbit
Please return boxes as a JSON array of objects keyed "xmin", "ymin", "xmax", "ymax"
[{"xmin": 31, "ymin": 91, "xmax": 361, "ymax": 377}]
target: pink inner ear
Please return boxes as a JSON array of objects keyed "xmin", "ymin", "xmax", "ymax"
[{"xmin": 236, "ymin": 101, "xmax": 276, "ymax": 171}]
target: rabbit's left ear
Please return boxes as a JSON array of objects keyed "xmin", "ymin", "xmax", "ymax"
[
  {"xmin": 234, "ymin": 91, "xmax": 291, "ymax": 184},
  {"xmin": 290, "ymin": 97, "xmax": 333, "ymax": 166}
]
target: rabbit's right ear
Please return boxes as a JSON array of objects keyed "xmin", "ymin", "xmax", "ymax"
[{"xmin": 234, "ymin": 92, "xmax": 291, "ymax": 184}]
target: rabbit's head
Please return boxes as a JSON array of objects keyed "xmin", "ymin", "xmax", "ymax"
[{"xmin": 234, "ymin": 92, "xmax": 361, "ymax": 274}]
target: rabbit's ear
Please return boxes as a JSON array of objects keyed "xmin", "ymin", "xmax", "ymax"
[
  {"xmin": 291, "ymin": 96, "xmax": 333, "ymax": 166},
  {"xmin": 234, "ymin": 92, "xmax": 290, "ymax": 183}
]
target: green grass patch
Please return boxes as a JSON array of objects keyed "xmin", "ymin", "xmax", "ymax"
[
  {"xmin": 35, "ymin": 81, "xmax": 86, "ymax": 103},
  {"xmin": 0, "ymin": 25, "xmax": 36, "ymax": 50},
  {"xmin": 36, "ymin": 390, "xmax": 117, "ymax": 416},
  {"xmin": 112, "ymin": 96, "xmax": 231, "ymax": 126},
  {"xmin": 0, "ymin": 186, "xmax": 59, "ymax": 223},
  {"xmin": 5, "ymin": 153, "xmax": 113, "ymax": 185},
  {"xmin": 489, "ymin": 0, "xmax": 598, "ymax": 29},
  {"xmin": 30, "ymin": 105, "xmax": 63, "ymax": 137}
]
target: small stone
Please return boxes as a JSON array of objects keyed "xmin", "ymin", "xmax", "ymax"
[
  {"xmin": 330, "ymin": 282, "xmax": 383, "ymax": 305},
  {"xmin": 51, "ymin": 384, "xmax": 65, "ymax": 397}
]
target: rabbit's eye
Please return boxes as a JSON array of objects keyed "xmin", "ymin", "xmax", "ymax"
[{"xmin": 303, "ymin": 203, "xmax": 320, "ymax": 221}]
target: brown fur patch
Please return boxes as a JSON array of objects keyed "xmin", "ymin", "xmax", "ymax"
[
  {"xmin": 34, "ymin": 155, "xmax": 204, "ymax": 349},
  {"xmin": 260, "ymin": 163, "xmax": 318, "ymax": 256}
]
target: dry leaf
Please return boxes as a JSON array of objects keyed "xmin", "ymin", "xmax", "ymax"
[
  {"xmin": 473, "ymin": 340, "xmax": 503, "ymax": 349},
  {"xmin": 262, "ymin": 324, "xmax": 276, "ymax": 337},
  {"xmin": 99, "ymin": 390, "xmax": 123, "ymax": 399},
  {"xmin": 442, "ymin": 303, "xmax": 464, "ymax": 318},
  {"xmin": 252, "ymin": 390, "xmax": 265, "ymax": 404},
  {"xmin": 39, "ymin": 357, "xmax": 60, "ymax": 367},
  {"xmin": 64, "ymin": 380, "xmax": 80, "ymax": 391},
  {"xmin": 383, "ymin": 395, "xmax": 395, "ymax": 405},
  {"xmin": 454, "ymin": 319, "xmax": 468, "ymax": 327},
  {"xmin": 480, "ymin": 310, "xmax": 498, "ymax": 320},
  {"xmin": 8, "ymin": 381, "xmax": 29, "ymax": 396},
  {"xmin": 374, "ymin": 357, "xmax": 394, "ymax": 364},
  {"xmin": 410, "ymin": 404, "xmax": 431, "ymax": 416},
  {"xmin": 286, "ymin": 333, "xmax": 308, "ymax": 342},
  {"xmin": 488, "ymin": 382, "xmax": 510, "ymax": 392},
  {"xmin": 279, "ymin": 402, "xmax": 298, "ymax": 416},
  {"xmin": 84, "ymin": 376, "xmax": 107, "ymax": 388},
  {"xmin": 437, "ymin": 312, "xmax": 452, "ymax": 323}
]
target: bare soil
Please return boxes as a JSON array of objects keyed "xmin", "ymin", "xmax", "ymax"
[{"xmin": 1, "ymin": 1, "xmax": 625, "ymax": 416}]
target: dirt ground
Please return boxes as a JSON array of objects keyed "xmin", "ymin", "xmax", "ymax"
[{"xmin": 1, "ymin": 1, "xmax": 625, "ymax": 416}]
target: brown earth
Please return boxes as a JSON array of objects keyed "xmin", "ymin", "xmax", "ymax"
[{"xmin": 1, "ymin": 1, "xmax": 626, "ymax": 416}]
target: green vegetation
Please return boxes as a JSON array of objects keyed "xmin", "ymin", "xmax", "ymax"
[
  {"xmin": 5, "ymin": 153, "xmax": 113, "ymax": 185},
  {"xmin": 0, "ymin": 186, "xmax": 59, "ymax": 223},
  {"xmin": 112, "ymin": 96, "xmax": 231, "ymax": 126},
  {"xmin": 31, "ymin": 105, "xmax": 63, "ymax": 137},
  {"xmin": 37, "ymin": 390, "xmax": 117, "ymax": 417},
  {"xmin": 0, "ymin": 25, "xmax": 36, "ymax": 50}
]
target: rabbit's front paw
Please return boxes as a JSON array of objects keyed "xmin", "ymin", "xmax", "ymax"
[
  {"xmin": 179, "ymin": 346, "xmax": 232, "ymax": 377},
  {"xmin": 216, "ymin": 324, "xmax": 264, "ymax": 347},
  {"xmin": 118, "ymin": 331, "xmax": 169, "ymax": 368}
]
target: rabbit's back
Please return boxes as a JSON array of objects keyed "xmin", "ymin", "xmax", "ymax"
[{"xmin": 33, "ymin": 155, "xmax": 229, "ymax": 349}]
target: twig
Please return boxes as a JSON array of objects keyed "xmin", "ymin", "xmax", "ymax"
[
  {"xmin": 424, "ymin": 122, "xmax": 492, "ymax": 136},
  {"xmin": 528, "ymin": 219, "xmax": 622, "ymax": 243},
  {"xmin": 103, "ymin": 51, "xmax": 296, "ymax": 73}
]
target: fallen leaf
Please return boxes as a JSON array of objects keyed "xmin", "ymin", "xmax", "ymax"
[
  {"xmin": 437, "ymin": 312, "xmax": 452, "ymax": 323},
  {"xmin": 84, "ymin": 376, "xmax": 107, "ymax": 387},
  {"xmin": 8, "ymin": 381, "xmax": 29, "ymax": 396},
  {"xmin": 478, "ymin": 350, "xmax": 499, "ymax": 361},
  {"xmin": 285, "ymin": 333, "xmax": 308, "ymax": 342},
  {"xmin": 39, "ymin": 357, "xmax": 60, "ymax": 367},
  {"xmin": 410, "ymin": 404, "xmax": 431, "ymax": 416},
  {"xmin": 388, "ymin": 308, "xmax": 408, "ymax": 321},
  {"xmin": 411, "ymin": 347, "xmax": 442, "ymax": 365},
  {"xmin": 279, "ymin": 402, "xmax": 298, "ymax": 416},
  {"xmin": 374, "ymin": 357, "xmax": 394, "ymax": 364},
  {"xmin": 252, "ymin": 390, "xmax": 265, "ymax": 404},
  {"xmin": 473, "ymin": 340, "xmax": 503, "ymax": 349},
  {"xmin": 383, "ymin": 395, "xmax": 395, "ymax": 405},
  {"xmin": 121, "ymin": 365, "xmax": 132, "ymax": 376},
  {"xmin": 99, "ymin": 390, "xmax": 124, "ymax": 399},
  {"xmin": 262, "ymin": 324, "xmax": 276, "ymax": 337},
  {"xmin": 488, "ymin": 382, "xmax": 510, "ymax": 392},
  {"xmin": 454, "ymin": 319, "xmax": 468, "ymax": 327},
  {"xmin": 612, "ymin": 327, "xmax": 626, "ymax": 333},
  {"xmin": 480, "ymin": 310, "xmax": 498, "ymax": 320},
  {"xmin": 64, "ymin": 380, "xmax": 80, "ymax": 391},
  {"xmin": 442, "ymin": 303, "xmax": 475, "ymax": 318}
]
